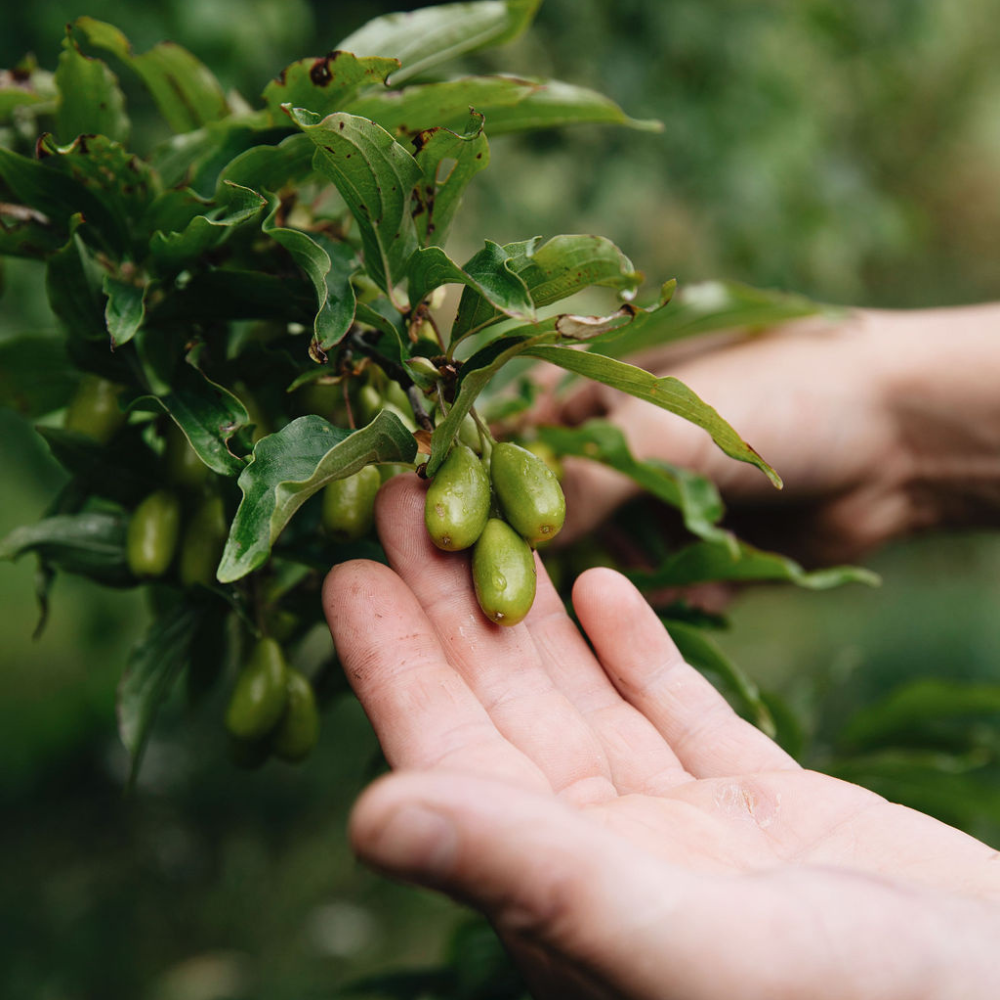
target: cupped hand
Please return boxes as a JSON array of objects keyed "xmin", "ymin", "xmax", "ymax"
[{"xmin": 324, "ymin": 475, "xmax": 1000, "ymax": 1000}]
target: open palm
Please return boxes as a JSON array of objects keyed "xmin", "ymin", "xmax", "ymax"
[{"xmin": 325, "ymin": 476, "xmax": 1000, "ymax": 1000}]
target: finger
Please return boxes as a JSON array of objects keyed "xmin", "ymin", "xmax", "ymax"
[
  {"xmin": 323, "ymin": 559, "xmax": 547, "ymax": 789},
  {"xmin": 375, "ymin": 475, "xmax": 617, "ymax": 804},
  {"xmin": 573, "ymin": 567, "xmax": 799, "ymax": 778}
]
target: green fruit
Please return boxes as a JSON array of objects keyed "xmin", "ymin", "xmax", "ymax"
[
  {"xmin": 179, "ymin": 495, "xmax": 227, "ymax": 588},
  {"xmin": 164, "ymin": 423, "xmax": 209, "ymax": 491},
  {"xmin": 523, "ymin": 440, "xmax": 564, "ymax": 481},
  {"xmin": 472, "ymin": 518, "xmax": 537, "ymax": 626},
  {"xmin": 225, "ymin": 637, "xmax": 289, "ymax": 740},
  {"xmin": 457, "ymin": 413, "xmax": 483, "ymax": 454},
  {"xmin": 127, "ymin": 490, "xmax": 181, "ymax": 578},
  {"xmin": 424, "ymin": 443, "xmax": 490, "ymax": 551},
  {"xmin": 491, "ymin": 442, "xmax": 566, "ymax": 546},
  {"xmin": 270, "ymin": 670, "xmax": 320, "ymax": 763},
  {"xmin": 64, "ymin": 375, "xmax": 125, "ymax": 444},
  {"xmin": 322, "ymin": 465, "xmax": 381, "ymax": 541}
]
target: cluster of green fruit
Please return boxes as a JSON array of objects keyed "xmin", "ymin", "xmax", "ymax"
[
  {"xmin": 65, "ymin": 374, "xmax": 321, "ymax": 766},
  {"xmin": 425, "ymin": 439, "xmax": 566, "ymax": 626}
]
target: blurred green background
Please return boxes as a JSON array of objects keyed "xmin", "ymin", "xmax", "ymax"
[{"xmin": 2, "ymin": 1, "xmax": 1000, "ymax": 997}]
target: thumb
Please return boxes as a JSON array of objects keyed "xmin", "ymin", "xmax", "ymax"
[{"xmin": 349, "ymin": 771, "xmax": 701, "ymax": 998}]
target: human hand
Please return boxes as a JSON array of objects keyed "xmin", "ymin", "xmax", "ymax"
[
  {"xmin": 546, "ymin": 303, "xmax": 1000, "ymax": 565},
  {"xmin": 325, "ymin": 476, "xmax": 1000, "ymax": 1000}
]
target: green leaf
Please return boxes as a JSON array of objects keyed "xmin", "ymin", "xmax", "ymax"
[
  {"xmin": 151, "ymin": 268, "xmax": 314, "ymax": 324},
  {"xmin": 0, "ymin": 335, "xmax": 75, "ymax": 416},
  {"xmin": 409, "ymin": 114, "xmax": 490, "ymax": 246},
  {"xmin": 54, "ymin": 31, "xmax": 129, "ymax": 144},
  {"xmin": 216, "ymin": 132, "xmax": 316, "ymax": 193},
  {"xmin": 337, "ymin": 0, "xmax": 542, "ymax": 86},
  {"xmin": 600, "ymin": 280, "xmax": 845, "ymax": 358},
  {"xmin": 37, "ymin": 426, "xmax": 159, "ymax": 505},
  {"xmin": 0, "ymin": 60, "xmax": 55, "ymax": 122},
  {"xmin": 45, "ymin": 216, "xmax": 108, "ymax": 342},
  {"xmin": 118, "ymin": 603, "xmax": 204, "ymax": 786},
  {"xmin": 466, "ymin": 77, "xmax": 662, "ymax": 134},
  {"xmin": 261, "ymin": 196, "xmax": 358, "ymax": 356},
  {"xmin": 426, "ymin": 330, "xmax": 555, "ymax": 475},
  {"xmin": 0, "ymin": 202, "xmax": 65, "ymax": 259},
  {"xmin": 537, "ymin": 421, "xmax": 734, "ymax": 548},
  {"xmin": 523, "ymin": 345, "xmax": 783, "ymax": 487},
  {"xmin": 134, "ymin": 361, "xmax": 250, "ymax": 477},
  {"xmin": 407, "ymin": 241, "xmax": 533, "ymax": 318},
  {"xmin": 217, "ymin": 411, "xmax": 417, "ymax": 583},
  {"xmin": 148, "ymin": 181, "xmax": 266, "ymax": 273},
  {"xmin": 0, "ymin": 511, "xmax": 132, "ymax": 586},
  {"xmin": 839, "ymin": 679, "xmax": 1000, "ymax": 752},
  {"xmin": 629, "ymin": 537, "xmax": 880, "ymax": 591},
  {"xmin": 288, "ymin": 108, "xmax": 422, "ymax": 308},
  {"xmin": 452, "ymin": 234, "xmax": 643, "ymax": 340},
  {"xmin": 102, "ymin": 274, "xmax": 147, "ymax": 347},
  {"xmin": 262, "ymin": 51, "xmax": 398, "ymax": 125},
  {"xmin": 346, "ymin": 74, "xmax": 539, "ymax": 134},
  {"xmin": 663, "ymin": 620, "xmax": 775, "ymax": 737},
  {"xmin": 71, "ymin": 17, "xmax": 229, "ymax": 133}
]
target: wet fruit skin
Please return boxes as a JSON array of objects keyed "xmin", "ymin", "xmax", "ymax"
[
  {"xmin": 64, "ymin": 375, "xmax": 125, "ymax": 444},
  {"xmin": 179, "ymin": 495, "xmax": 227, "ymax": 588},
  {"xmin": 225, "ymin": 637, "xmax": 289, "ymax": 740},
  {"xmin": 127, "ymin": 490, "xmax": 182, "ymax": 578},
  {"xmin": 472, "ymin": 518, "xmax": 537, "ymax": 626},
  {"xmin": 270, "ymin": 670, "xmax": 320, "ymax": 762},
  {"xmin": 490, "ymin": 442, "xmax": 566, "ymax": 546},
  {"xmin": 424, "ymin": 443, "xmax": 491, "ymax": 551},
  {"xmin": 322, "ymin": 465, "xmax": 382, "ymax": 541}
]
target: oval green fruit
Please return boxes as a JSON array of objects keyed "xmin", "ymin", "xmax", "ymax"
[
  {"xmin": 64, "ymin": 375, "xmax": 125, "ymax": 444},
  {"xmin": 472, "ymin": 518, "xmax": 537, "ymax": 626},
  {"xmin": 225, "ymin": 637, "xmax": 289, "ymax": 740},
  {"xmin": 424, "ymin": 443, "xmax": 490, "ymax": 551},
  {"xmin": 322, "ymin": 465, "xmax": 381, "ymax": 541},
  {"xmin": 164, "ymin": 423, "xmax": 209, "ymax": 491},
  {"xmin": 491, "ymin": 442, "xmax": 566, "ymax": 546},
  {"xmin": 179, "ymin": 495, "xmax": 227, "ymax": 588},
  {"xmin": 270, "ymin": 670, "xmax": 320, "ymax": 763},
  {"xmin": 127, "ymin": 490, "xmax": 181, "ymax": 578}
]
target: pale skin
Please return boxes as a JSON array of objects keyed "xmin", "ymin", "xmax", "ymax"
[{"xmin": 324, "ymin": 303, "xmax": 1000, "ymax": 999}]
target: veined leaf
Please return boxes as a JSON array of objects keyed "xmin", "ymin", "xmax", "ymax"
[
  {"xmin": 0, "ymin": 335, "xmax": 75, "ymax": 416},
  {"xmin": 118, "ymin": 603, "xmax": 205, "ymax": 786},
  {"xmin": 468, "ymin": 77, "xmax": 661, "ymax": 134},
  {"xmin": 346, "ymin": 74, "xmax": 539, "ymax": 134},
  {"xmin": 407, "ymin": 241, "xmax": 533, "ymax": 319},
  {"xmin": 664, "ymin": 620, "xmax": 775, "ymax": 736},
  {"xmin": 629, "ymin": 537, "xmax": 880, "ymax": 591},
  {"xmin": 148, "ymin": 181, "xmax": 266, "ymax": 273},
  {"xmin": 217, "ymin": 411, "xmax": 417, "ymax": 583},
  {"xmin": 45, "ymin": 216, "xmax": 108, "ymax": 342},
  {"xmin": 410, "ymin": 114, "xmax": 489, "ymax": 246},
  {"xmin": 523, "ymin": 345, "xmax": 782, "ymax": 487},
  {"xmin": 0, "ymin": 511, "xmax": 132, "ymax": 586},
  {"xmin": 133, "ymin": 360, "xmax": 250, "ymax": 476},
  {"xmin": 289, "ymin": 108, "xmax": 422, "ymax": 308},
  {"xmin": 452, "ymin": 234, "xmax": 642, "ymax": 340},
  {"xmin": 537, "ymin": 421, "xmax": 734, "ymax": 549},
  {"xmin": 263, "ymin": 51, "xmax": 398, "ymax": 125},
  {"xmin": 70, "ymin": 18, "xmax": 229, "ymax": 133},
  {"xmin": 261, "ymin": 196, "xmax": 358, "ymax": 355},
  {"xmin": 217, "ymin": 132, "xmax": 316, "ymax": 193},
  {"xmin": 599, "ymin": 280, "xmax": 846, "ymax": 358},
  {"xmin": 54, "ymin": 31, "xmax": 129, "ymax": 144},
  {"xmin": 337, "ymin": 0, "xmax": 542, "ymax": 86},
  {"xmin": 103, "ymin": 274, "xmax": 147, "ymax": 347}
]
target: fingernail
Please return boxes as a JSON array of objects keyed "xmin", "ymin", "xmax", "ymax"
[{"xmin": 367, "ymin": 804, "xmax": 458, "ymax": 879}]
